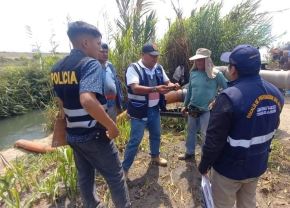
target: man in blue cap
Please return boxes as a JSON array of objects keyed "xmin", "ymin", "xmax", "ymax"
[
  {"xmin": 51, "ymin": 21, "xmax": 130, "ymax": 208},
  {"xmin": 198, "ymin": 44, "xmax": 284, "ymax": 208},
  {"xmin": 123, "ymin": 43, "xmax": 179, "ymax": 179}
]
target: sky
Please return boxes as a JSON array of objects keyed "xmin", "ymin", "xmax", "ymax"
[{"xmin": 0, "ymin": 0, "xmax": 289, "ymax": 52}]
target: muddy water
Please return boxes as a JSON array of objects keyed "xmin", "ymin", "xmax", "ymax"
[{"xmin": 0, "ymin": 111, "xmax": 49, "ymax": 150}]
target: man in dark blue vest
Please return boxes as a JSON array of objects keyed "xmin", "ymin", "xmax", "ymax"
[
  {"xmin": 51, "ymin": 21, "xmax": 130, "ymax": 208},
  {"xmin": 122, "ymin": 43, "xmax": 179, "ymax": 179},
  {"xmin": 198, "ymin": 44, "xmax": 284, "ymax": 208}
]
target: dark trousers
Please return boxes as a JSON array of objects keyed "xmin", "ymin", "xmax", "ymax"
[{"xmin": 69, "ymin": 133, "xmax": 130, "ymax": 208}]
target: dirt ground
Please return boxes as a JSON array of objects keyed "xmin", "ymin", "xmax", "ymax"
[
  {"xmin": 1, "ymin": 97, "xmax": 290, "ymax": 208},
  {"xmin": 255, "ymin": 97, "xmax": 290, "ymax": 208},
  {"xmin": 123, "ymin": 97, "xmax": 290, "ymax": 208}
]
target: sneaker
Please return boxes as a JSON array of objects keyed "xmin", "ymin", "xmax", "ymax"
[
  {"xmin": 151, "ymin": 157, "xmax": 168, "ymax": 167},
  {"xmin": 178, "ymin": 153, "xmax": 195, "ymax": 161}
]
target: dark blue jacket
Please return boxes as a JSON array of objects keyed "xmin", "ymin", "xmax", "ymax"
[
  {"xmin": 199, "ymin": 75, "xmax": 284, "ymax": 180},
  {"xmin": 125, "ymin": 63, "xmax": 166, "ymax": 119},
  {"xmin": 51, "ymin": 50, "xmax": 107, "ymax": 136}
]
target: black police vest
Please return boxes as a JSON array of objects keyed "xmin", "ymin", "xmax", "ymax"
[{"xmin": 51, "ymin": 49, "xmax": 107, "ymax": 136}]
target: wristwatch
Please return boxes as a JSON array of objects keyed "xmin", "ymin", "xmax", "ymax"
[{"xmin": 151, "ymin": 87, "xmax": 157, "ymax": 92}]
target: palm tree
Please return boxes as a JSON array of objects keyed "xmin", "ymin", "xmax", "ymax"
[
  {"xmin": 111, "ymin": 0, "xmax": 157, "ymax": 80},
  {"xmin": 115, "ymin": 0, "xmax": 156, "ymax": 45}
]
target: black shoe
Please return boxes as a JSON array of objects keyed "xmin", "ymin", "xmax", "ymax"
[{"xmin": 178, "ymin": 153, "xmax": 195, "ymax": 161}]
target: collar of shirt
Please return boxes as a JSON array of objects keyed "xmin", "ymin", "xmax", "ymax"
[
  {"xmin": 137, "ymin": 59, "xmax": 158, "ymax": 78},
  {"xmin": 70, "ymin": 49, "xmax": 87, "ymax": 60},
  {"xmin": 102, "ymin": 61, "xmax": 111, "ymax": 71},
  {"xmin": 104, "ymin": 61, "xmax": 109, "ymax": 68}
]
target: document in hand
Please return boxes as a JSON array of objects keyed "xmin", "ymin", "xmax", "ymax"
[{"xmin": 201, "ymin": 175, "xmax": 214, "ymax": 208}]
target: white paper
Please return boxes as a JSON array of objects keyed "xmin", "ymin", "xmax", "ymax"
[{"xmin": 201, "ymin": 175, "xmax": 214, "ymax": 208}]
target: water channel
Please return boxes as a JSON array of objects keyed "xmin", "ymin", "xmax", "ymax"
[{"xmin": 0, "ymin": 111, "xmax": 49, "ymax": 150}]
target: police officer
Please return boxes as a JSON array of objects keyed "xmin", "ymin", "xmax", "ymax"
[
  {"xmin": 198, "ymin": 44, "xmax": 284, "ymax": 208},
  {"xmin": 51, "ymin": 21, "xmax": 130, "ymax": 208}
]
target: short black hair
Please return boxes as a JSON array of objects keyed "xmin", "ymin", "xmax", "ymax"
[
  {"xmin": 67, "ymin": 21, "xmax": 102, "ymax": 42},
  {"xmin": 101, "ymin": 43, "xmax": 109, "ymax": 50}
]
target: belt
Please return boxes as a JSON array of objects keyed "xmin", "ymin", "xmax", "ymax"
[{"xmin": 188, "ymin": 105, "xmax": 205, "ymax": 118}]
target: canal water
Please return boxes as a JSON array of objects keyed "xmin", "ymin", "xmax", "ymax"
[{"xmin": 0, "ymin": 111, "xmax": 49, "ymax": 150}]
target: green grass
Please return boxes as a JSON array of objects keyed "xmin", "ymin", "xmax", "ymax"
[
  {"xmin": 0, "ymin": 147, "xmax": 77, "ymax": 207},
  {"xmin": 0, "ymin": 117, "xmax": 133, "ymax": 207},
  {"xmin": 268, "ymin": 139, "xmax": 290, "ymax": 172},
  {"xmin": 0, "ymin": 116, "xmax": 182, "ymax": 207}
]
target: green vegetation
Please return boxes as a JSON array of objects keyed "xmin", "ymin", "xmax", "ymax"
[
  {"xmin": 0, "ymin": 55, "xmax": 61, "ymax": 118},
  {"xmin": 159, "ymin": 0, "xmax": 273, "ymax": 76},
  {"xmin": 1, "ymin": 118, "xmax": 288, "ymax": 207},
  {"xmin": 0, "ymin": 147, "xmax": 77, "ymax": 207},
  {"xmin": 110, "ymin": 0, "xmax": 157, "ymax": 84},
  {"xmin": 0, "ymin": 118, "xmax": 132, "ymax": 207},
  {"xmin": 0, "ymin": 0, "xmax": 288, "ymax": 207},
  {"xmin": 0, "ymin": 0, "xmax": 275, "ymax": 119},
  {"xmin": 269, "ymin": 139, "xmax": 290, "ymax": 171}
]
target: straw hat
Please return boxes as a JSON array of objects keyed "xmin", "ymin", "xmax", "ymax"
[
  {"xmin": 189, "ymin": 48, "xmax": 211, "ymax": 61},
  {"xmin": 189, "ymin": 48, "xmax": 220, "ymax": 79}
]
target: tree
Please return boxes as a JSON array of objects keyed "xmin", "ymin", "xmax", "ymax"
[
  {"xmin": 160, "ymin": 0, "xmax": 274, "ymax": 80},
  {"xmin": 111, "ymin": 0, "xmax": 157, "ymax": 79}
]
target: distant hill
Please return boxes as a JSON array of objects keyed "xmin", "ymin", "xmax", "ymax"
[
  {"xmin": 0, "ymin": 51, "xmax": 68, "ymax": 59},
  {"xmin": 0, "ymin": 52, "xmax": 68, "ymax": 69}
]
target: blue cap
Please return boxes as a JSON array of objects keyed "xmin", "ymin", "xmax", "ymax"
[
  {"xmin": 142, "ymin": 43, "xmax": 159, "ymax": 56},
  {"xmin": 220, "ymin": 44, "xmax": 261, "ymax": 75}
]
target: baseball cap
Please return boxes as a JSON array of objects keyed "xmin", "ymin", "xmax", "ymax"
[
  {"xmin": 142, "ymin": 43, "xmax": 159, "ymax": 56},
  {"xmin": 189, "ymin": 48, "xmax": 211, "ymax": 60},
  {"xmin": 220, "ymin": 44, "xmax": 261, "ymax": 75}
]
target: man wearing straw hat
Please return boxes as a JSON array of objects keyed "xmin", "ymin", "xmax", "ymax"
[{"xmin": 178, "ymin": 48, "xmax": 227, "ymax": 161}]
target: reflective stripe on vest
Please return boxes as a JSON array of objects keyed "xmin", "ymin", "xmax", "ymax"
[
  {"xmin": 67, "ymin": 120, "xmax": 97, "ymax": 128},
  {"xmin": 63, "ymin": 108, "xmax": 88, "ymax": 117},
  {"xmin": 127, "ymin": 93, "xmax": 146, "ymax": 101},
  {"xmin": 63, "ymin": 104, "xmax": 107, "ymax": 129},
  {"xmin": 227, "ymin": 130, "xmax": 276, "ymax": 148}
]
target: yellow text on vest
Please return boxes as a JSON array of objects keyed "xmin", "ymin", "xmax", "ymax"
[{"xmin": 51, "ymin": 71, "xmax": 78, "ymax": 85}]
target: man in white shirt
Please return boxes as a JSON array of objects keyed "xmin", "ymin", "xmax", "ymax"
[{"xmin": 123, "ymin": 43, "xmax": 179, "ymax": 179}]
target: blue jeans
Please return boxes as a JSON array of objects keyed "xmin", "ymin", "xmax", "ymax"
[
  {"xmin": 122, "ymin": 106, "xmax": 161, "ymax": 171},
  {"xmin": 69, "ymin": 132, "xmax": 130, "ymax": 208},
  {"xmin": 185, "ymin": 111, "xmax": 210, "ymax": 155}
]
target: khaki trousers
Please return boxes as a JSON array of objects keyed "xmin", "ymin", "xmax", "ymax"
[{"xmin": 211, "ymin": 169, "xmax": 259, "ymax": 208}]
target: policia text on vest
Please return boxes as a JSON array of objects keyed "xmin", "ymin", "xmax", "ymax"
[{"xmin": 51, "ymin": 71, "xmax": 78, "ymax": 85}]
